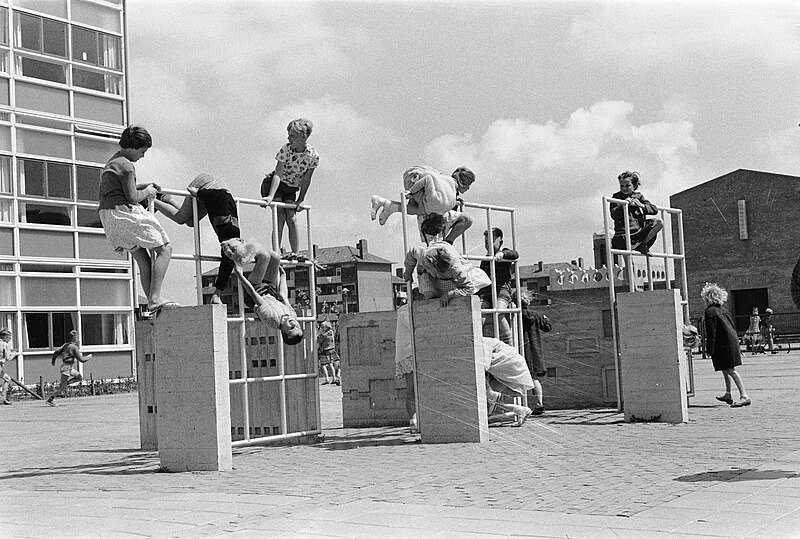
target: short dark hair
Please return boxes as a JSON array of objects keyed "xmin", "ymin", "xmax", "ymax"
[
  {"xmin": 420, "ymin": 213, "xmax": 447, "ymax": 236},
  {"xmin": 0, "ymin": 327, "xmax": 10, "ymax": 337},
  {"xmin": 451, "ymin": 167, "xmax": 475, "ymax": 191},
  {"xmin": 119, "ymin": 126, "xmax": 152, "ymax": 149},
  {"xmin": 617, "ymin": 170, "xmax": 640, "ymax": 189},
  {"xmin": 282, "ymin": 327, "xmax": 304, "ymax": 346},
  {"xmin": 484, "ymin": 227, "xmax": 503, "ymax": 240}
]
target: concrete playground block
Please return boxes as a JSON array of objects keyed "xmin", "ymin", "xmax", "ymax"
[
  {"xmin": 135, "ymin": 320, "xmax": 157, "ymax": 451},
  {"xmin": 617, "ymin": 289, "xmax": 688, "ymax": 423},
  {"xmin": 154, "ymin": 305, "xmax": 232, "ymax": 471},
  {"xmin": 340, "ymin": 310, "xmax": 408, "ymax": 427},
  {"xmin": 413, "ymin": 295, "xmax": 488, "ymax": 444}
]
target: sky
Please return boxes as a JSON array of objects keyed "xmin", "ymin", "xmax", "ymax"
[{"xmin": 124, "ymin": 0, "xmax": 800, "ymax": 304}]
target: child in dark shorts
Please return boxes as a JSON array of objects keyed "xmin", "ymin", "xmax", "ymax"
[{"xmin": 154, "ymin": 173, "xmax": 240, "ymax": 305}]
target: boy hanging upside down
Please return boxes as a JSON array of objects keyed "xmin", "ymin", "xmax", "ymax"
[{"xmin": 221, "ymin": 239, "xmax": 304, "ymax": 345}]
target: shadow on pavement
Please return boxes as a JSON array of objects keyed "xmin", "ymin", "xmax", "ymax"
[
  {"xmin": 316, "ymin": 428, "xmax": 419, "ymax": 450},
  {"xmin": 0, "ymin": 456, "xmax": 161, "ymax": 480},
  {"xmin": 675, "ymin": 469, "xmax": 800, "ymax": 482}
]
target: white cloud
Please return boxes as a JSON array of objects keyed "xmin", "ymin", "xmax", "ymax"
[
  {"xmin": 569, "ymin": 2, "xmax": 800, "ymax": 69},
  {"xmin": 422, "ymin": 100, "xmax": 699, "ymax": 262}
]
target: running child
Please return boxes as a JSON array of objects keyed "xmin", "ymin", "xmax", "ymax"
[
  {"xmin": 222, "ymin": 239, "xmax": 304, "ymax": 345},
  {"xmin": 46, "ymin": 330, "xmax": 91, "ymax": 406},
  {"xmin": 154, "ymin": 173, "xmax": 240, "ymax": 305},
  {"xmin": 0, "ymin": 328, "xmax": 19, "ymax": 405},
  {"xmin": 98, "ymin": 126, "xmax": 175, "ymax": 313},
  {"xmin": 261, "ymin": 119, "xmax": 319, "ymax": 256}
]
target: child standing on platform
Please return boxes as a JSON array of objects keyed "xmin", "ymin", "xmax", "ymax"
[
  {"xmin": 98, "ymin": 126, "xmax": 175, "ymax": 313},
  {"xmin": 261, "ymin": 119, "xmax": 319, "ymax": 256}
]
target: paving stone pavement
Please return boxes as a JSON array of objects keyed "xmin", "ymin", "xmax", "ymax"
[{"xmin": 2, "ymin": 352, "xmax": 800, "ymax": 538}]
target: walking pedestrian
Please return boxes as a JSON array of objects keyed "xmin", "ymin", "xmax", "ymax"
[{"xmin": 701, "ymin": 283, "xmax": 751, "ymax": 407}]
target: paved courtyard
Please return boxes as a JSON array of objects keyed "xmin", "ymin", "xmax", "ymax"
[{"xmin": 2, "ymin": 352, "xmax": 800, "ymax": 538}]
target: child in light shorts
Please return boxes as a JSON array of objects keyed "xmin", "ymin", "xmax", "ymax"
[
  {"xmin": 371, "ymin": 166, "xmax": 475, "ymax": 244},
  {"xmin": 98, "ymin": 126, "xmax": 175, "ymax": 312}
]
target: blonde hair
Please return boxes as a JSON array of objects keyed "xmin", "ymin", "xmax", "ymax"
[
  {"xmin": 287, "ymin": 118, "xmax": 313, "ymax": 137},
  {"xmin": 221, "ymin": 238, "xmax": 256, "ymax": 264},
  {"xmin": 700, "ymin": 282, "xmax": 727, "ymax": 305}
]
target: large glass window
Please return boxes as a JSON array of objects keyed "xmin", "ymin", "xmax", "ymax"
[
  {"xmin": 76, "ymin": 165, "xmax": 100, "ymax": 202},
  {"xmin": 80, "ymin": 279, "xmax": 129, "ymax": 306},
  {"xmin": 19, "ymin": 229, "xmax": 74, "ymax": 258},
  {"xmin": 14, "ymin": 13, "xmax": 67, "ymax": 58},
  {"xmin": 19, "ymin": 159, "xmax": 72, "ymax": 199},
  {"xmin": 75, "ymin": 136, "xmax": 117, "ymax": 164},
  {"xmin": 72, "ymin": 27, "xmax": 121, "ymax": 70},
  {"xmin": 0, "ymin": 156, "xmax": 11, "ymax": 193},
  {"xmin": 0, "ymin": 8, "xmax": 8, "ymax": 45},
  {"xmin": 14, "ymin": 55, "xmax": 66, "ymax": 84},
  {"xmin": 73, "ymin": 68, "xmax": 122, "ymax": 95},
  {"xmin": 81, "ymin": 313, "xmax": 129, "ymax": 345},
  {"xmin": 76, "ymin": 208, "xmax": 101, "ymax": 228},
  {"xmin": 19, "ymin": 202, "xmax": 71, "ymax": 226},
  {"xmin": 74, "ymin": 92, "xmax": 124, "ymax": 122},
  {"xmin": 23, "ymin": 311, "xmax": 76, "ymax": 350}
]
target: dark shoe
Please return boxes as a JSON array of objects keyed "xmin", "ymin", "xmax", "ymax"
[
  {"xmin": 46, "ymin": 397, "xmax": 56, "ymax": 407},
  {"xmin": 535, "ymin": 371, "xmax": 547, "ymax": 378},
  {"xmin": 532, "ymin": 406, "xmax": 545, "ymax": 415},
  {"xmin": 731, "ymin": 398, "xmax": 751, "ymax": 408},
  {"xmin": 715, "ymin": 394, "xmax": 733, "ymax": 405},
  {"xmin": 1, "ymin": 398, "xmax": 11, "ymax": 405}
]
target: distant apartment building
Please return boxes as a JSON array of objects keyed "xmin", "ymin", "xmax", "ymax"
[
  {"xmin": 202, "ymin": 239, "xmax": 396, "ymax": 319},
  {"xmin": 670, "ymin": 169, "xmax": 800, "ymax": 333},
  {"xmin": 0, "ymin": 0, "xmax": 133, "ymax": 383}
]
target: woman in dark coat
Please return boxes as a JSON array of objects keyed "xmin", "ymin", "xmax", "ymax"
[{"xmin": 701, "ymin": 283, "xmax": 751, "ymax": 407}]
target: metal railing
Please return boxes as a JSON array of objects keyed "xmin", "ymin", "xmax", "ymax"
[
  {"xmin": 601, "ymin": 196, "xmax": 694, "ymax": 411},
  {"xmin": 150, "ymin": 186, "xmax": 321, "ymax": 447}
]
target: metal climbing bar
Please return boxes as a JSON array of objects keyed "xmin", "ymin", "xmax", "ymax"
[
  {"xmin": 154, "ymin": 186, "xmax": 321, "ymax": 448},
  {"xmin": 601, "ymin": 196, "xmax": 694, "ymax": 411}
]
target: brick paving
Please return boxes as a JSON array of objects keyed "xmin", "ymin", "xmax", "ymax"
[{"xmin": 2, "ymin": 353, "xmax": 800, "ymax": 537}]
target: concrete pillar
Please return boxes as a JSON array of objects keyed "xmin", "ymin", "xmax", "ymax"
[
  {"xmin": 339, "ymin": 310, "xmax": 409, "ymax": 427},
  {"xmin": 134, "ymin": 320, "xmax": 157, "ymax": 450},
  {"xmin": 154, "ymin": 305, "xmax": 232, "ymax": 471},
  {"xmin": 617, "ymin": 289, "xmax": 688, "ymax": 423},
  {"xmin": 413, "ymin": 295, "xmax": 488, "ymax": 443}
]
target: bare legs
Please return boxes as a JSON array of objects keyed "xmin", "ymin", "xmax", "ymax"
[
  {"xmin": 371, "ymin": 196, "xmax": 421, "ymax": 225},
  {"xmin": 276, "ymin": 206, "xmax": 300, "ymax": 254},
  {"xmin": 46, "ymin": 372, "xmax": 82, "ymax": 405},
  {"xmin": 720, "ymin": 367, "xmax": 750, "ymax": 407},
  {"xmin": 131, "ymin": 244, "xmax": 173, "ymax": 309}
]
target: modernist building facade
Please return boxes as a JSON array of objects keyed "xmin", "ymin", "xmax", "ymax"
[
  {"xmin": 670, "ymin": 169, "xmax": 800, "ymax": 333},
  {"xmin": 1, "ymin": 0, "xmax": 133, "ymax": 383}
]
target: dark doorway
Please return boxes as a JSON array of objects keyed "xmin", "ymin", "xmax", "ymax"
[{"xmin": 731, "ymin": 288, "xmax": 769, "ymax": 333}]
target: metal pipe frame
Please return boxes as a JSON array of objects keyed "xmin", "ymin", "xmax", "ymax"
[
  {"xmin": 602, "ymin": 196, "xmax": 694, "ymax": 411},
  {"xmin": 154, "ymin": 186, "xmax": 320, "ymax": 446}
]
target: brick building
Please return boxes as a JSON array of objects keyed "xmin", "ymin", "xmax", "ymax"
[
  {"xmin": 670, "ymin": 169, "xmax": 800, "ymax": 333},
  {"xmin": 202, "ymin": 239, "xmax": 396, "ymax": 318}
]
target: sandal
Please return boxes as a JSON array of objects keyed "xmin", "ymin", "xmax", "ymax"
[
  {"xmin": 149, "ymin": 300, "xmax": 180, "ymax": 314},
  {"xmin": 731, "ymin": 397, "xmax": 751, "ymax": 408}
]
